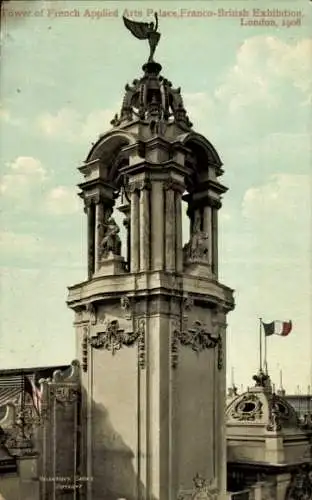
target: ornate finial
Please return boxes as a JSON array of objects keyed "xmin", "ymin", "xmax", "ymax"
[{"xmin": 123, "ymin": 13, "xmax": 161, "ymax": 63}]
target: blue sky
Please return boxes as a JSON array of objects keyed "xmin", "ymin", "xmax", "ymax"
[{"xmin": 0, "ymin": 0, "xmax": 311, "ymax": 393}]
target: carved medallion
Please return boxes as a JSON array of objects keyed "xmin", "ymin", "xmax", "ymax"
[{"xmin": 230, "ymin": 393, "xmax": 263, "ymax": 422}]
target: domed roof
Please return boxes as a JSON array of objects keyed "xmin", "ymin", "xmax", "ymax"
[
  {"xmin": 226, "ymin": 370, "xmax": 299, "ymax": 432},
  {"xmin": 110, "ymin": 62, "xmax": 192, "ymax": 130},
  {"xmin": 226, "ymin": 371, "xmax": 311, "ymax": 466}
]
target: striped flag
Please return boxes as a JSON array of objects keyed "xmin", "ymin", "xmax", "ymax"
[
  {"xmin": 262, "ymin": 320, "xmax": 292, "ymax": 337},
  {"xmin": 24, "ymin": 376, "xmax": 43, "ymax": 415},
  {"xmin": 0, "ymin": 374, "xmax": 23, "ymax": 406}
]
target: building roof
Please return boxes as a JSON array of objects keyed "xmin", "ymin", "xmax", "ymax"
[
  {"xmin": 226, "ymin": 371, "xmax": 299, "ymax": 432},
  {"xmin": 225, "ymin": 370, "xmax": 311, "ymax": 467}
]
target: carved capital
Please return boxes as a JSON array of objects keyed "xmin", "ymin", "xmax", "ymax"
[
  {"xmin": 83, "ymin": 197, "xmax": 93, "ymax": 213},
  {"xmin": 126, "ymin": 180, "xmax": 141, "ymax": 194},
  {"xmin": 127, "ymin": 178, "xmax": 151, "ymax": 193},
  {"xmin": 163, "ymin": 178, "xmax": 184, "ymax": 193},
  {"xmin": 141, "ymin": 178, "xmax": 152, "ymax": 191}
]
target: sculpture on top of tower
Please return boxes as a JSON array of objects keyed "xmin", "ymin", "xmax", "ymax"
[
  {"xmin": 107, "ymin": 14, "xmax": 192, "ymax": 130},
  {"xmin": 123, "ymin": 13, "xmax": 161, "ymax": 63}
]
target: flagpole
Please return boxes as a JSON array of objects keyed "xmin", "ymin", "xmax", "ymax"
[
  {"xmin": 259, "ymin": 318, "xmax": 263, "ymax": 372},
  {"xmin": 231, "ymin": 366, "xmax": 235, "ymax": 387},
  {"xmin": 264, "ymin": 328, "xmax": 268, "ymax": 375}
]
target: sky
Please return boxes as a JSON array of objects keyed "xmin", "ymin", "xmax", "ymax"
[{"xmin": 0, "ymin": 0, "xmax": 311, "ymax": 393}]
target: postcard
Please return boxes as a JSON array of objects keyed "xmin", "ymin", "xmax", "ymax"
[{"xmin": 0, "ymin": 1, "xmax": 311, "ymax": 499}]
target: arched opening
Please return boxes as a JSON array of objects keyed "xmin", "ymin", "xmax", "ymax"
[{"xmin": 81, "ymin": 131, "xmax": 137, "ymax": 277}]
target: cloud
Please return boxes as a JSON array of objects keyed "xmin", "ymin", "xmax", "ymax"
[
  {"xmin": 242, "ymin": 173, "xmax": 311, "ymax": 220},
  {"xmin": 0, "ymin": 156, "xmax": 81, "ymax": 216},
  {"xmin": 37, "ymin": 107, "xmax": 117, "ymax": 143},
  {"xmin": 183, "ymin": 92, "xmax": 215, "ymax": 132},
  {"xmin": 0, "ymin": 107, "xmax": 22, "ymax": 126},
  {"xmin": 44, "ymin": 186, "xmax": 81, "ymax": 215},
  {"xmin": 0, "ymin": 156, "xmax": 47, "ymax": 204},
  {"xmin": 0, "ymin": 230, "xmax": 85, "ymax": 269},
  {"xmin": 215, "ymin": 36, "xmax": 312, "ymax": 112},
  {"xmin": 0, "ymin": 231, "xmax": 44, "ymax": 258}
]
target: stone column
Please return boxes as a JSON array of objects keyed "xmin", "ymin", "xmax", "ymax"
[
  {"xmin": 86, "ymin": 201, "xmax": 95, "ymax": 279},
  {"xmin": 151, "ymin": 181, "xmax": 165, "ymax": 270},
  {"xmin": 140, "ymin": 181, "xmax": 151, "ymax": 271},
  {"xmin": 123, "ymin": 215, "xmax": 130, "ymax": 272},
  {"xmin": 130, "ymin": 186, "xmax": 140, "ymax": 273},
  {"xmin": 212, "ymin": 208, "xmax": 218, "ymax": 277},
  {"xmin": 203, "ymin": 205, "xmax": 212, "ymax": 267},
  {"xmin": 94, "ymin": 201, "xmax": 104, "ymax": 271},
  {"xmin": 165, "ymin": 182, "xmax": 176, "ymax": 271},
  {"xmin": 175, "ymin": 191, "xmax": 183, "ymax": 273}
]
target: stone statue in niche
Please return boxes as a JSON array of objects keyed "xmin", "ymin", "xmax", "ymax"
[
  {"xmin": 98, "ymin": 208, "xmax": 121, "ymax": 260},
  {"xmin": 183, "ymin": 211, "xmax": 209, "ymax": 263}
]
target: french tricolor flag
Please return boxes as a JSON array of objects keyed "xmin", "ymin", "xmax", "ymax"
[{"xmin": 262, "ymin": 320, "xmax": 292, "ymax": 337}]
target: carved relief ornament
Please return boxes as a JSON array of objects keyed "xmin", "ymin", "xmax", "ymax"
[
  {"xmin": 230, "ymin": 393, "xmax": 263, "ymax": 422},
  {"xmin": 177, "ymin": 474, "xmax": 218, "ymax": 500},
  {"xmin": 89, "ymin": 318, "xmax": 146, "ymax": 369},
  {"xmin": 50, "ymin": 386, "xmax": 79, "ymax": 405},
  {"xmin": 82, "ymin": 328, "xmax": 89, "ymax": 373},
  {"xmin": 171, "ymin": 320, "xmax": 223, "ymax": 370}
]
